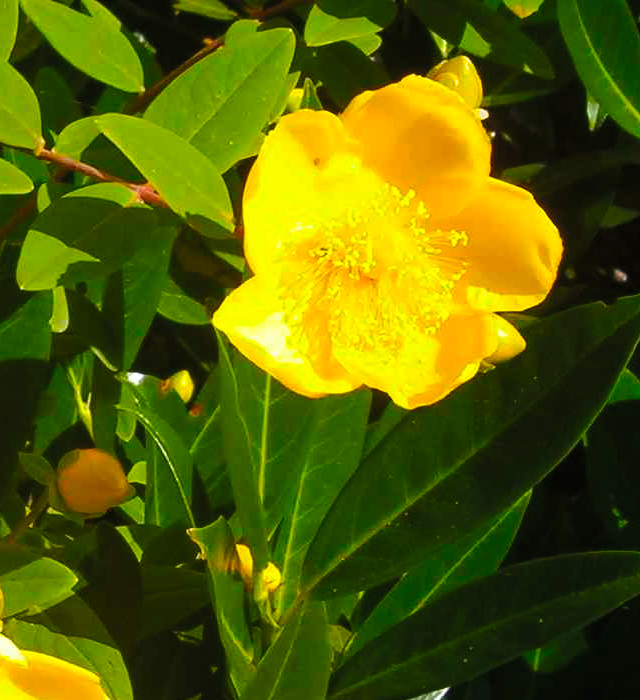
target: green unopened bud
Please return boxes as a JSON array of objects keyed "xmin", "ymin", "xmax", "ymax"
[
  {"xmin": 286, "ymin": 88, "xmax": 304, "ymax": 113},
  {"xmin": 53, "ymin": 449, "xmax": 135, "ymax": 517},
  {"xmin": 427, "ymin": 56, "xmax": 483, "ymax": 108}
]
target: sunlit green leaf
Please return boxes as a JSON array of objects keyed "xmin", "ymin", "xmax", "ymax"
[
  {"xmin": 174, "ymin": 0, "xmax": 237, "ymax": 20},
  {"xmin": 0, "ymin": 62, "xmax": 42, "ymax": 149},
  {"xmin": 0, "ymin": 157, "xmax": 33, "ymax": 194},
  {"xmin": 305, "ymin": 0, "xmax": 396, "ymax": 47},
  {"xmin": 0, "ymin": 0, "xmax": 19, "ymax": 59}
]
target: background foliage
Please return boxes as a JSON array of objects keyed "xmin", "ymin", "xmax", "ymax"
[{"xmin": 2, "ymin": 1, "xmax": 640, "ymax": 699}]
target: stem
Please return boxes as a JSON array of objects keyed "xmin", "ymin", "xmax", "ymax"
[
  {"xmin": 247, "ymin": 0, "xmax": 312, "ymax": 19},
  {"xmin": 5, "ymin": 490, "xmax": 50, "ymax": 545},
  {"xmin": 125, "ymin": 37, "xmax": 224, "ymax": 115}
]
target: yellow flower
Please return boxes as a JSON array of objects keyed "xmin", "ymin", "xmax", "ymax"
[
  {"xmin": 53, "ymin": 448, "xmax": 135, "ymax": 517},
  {"xmin": 213, "ymin": 65, "xmax": 562, "ymax": 409},
  {"xmin": 0, "ymin": 633, "xmax": 109, "ymax": 699}
]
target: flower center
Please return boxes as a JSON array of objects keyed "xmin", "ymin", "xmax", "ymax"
[{"xmin": 278, "ymin": 181, "xmax": 469, "ymax": 361}]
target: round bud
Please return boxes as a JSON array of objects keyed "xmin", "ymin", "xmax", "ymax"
[
  {"xmin": 54, "ymin": 449, "xmax": 134, "ymax": 517},
  {"xmin": 427, "ymin": 56, "xmax": 483, "ymax": 108}
]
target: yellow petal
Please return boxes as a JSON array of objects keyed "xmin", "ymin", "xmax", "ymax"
[
  {"xmin": 213, "ymin": 276, "xmax": 360, "ymax": 398},
  {"xmin": 0, "ymin": 649, "xmax": 109, "ymax": 700},
  {"xmin": 340, "ymin": 75, "xmax": 491, "ymax": 217},
  {"xmin": 243, "ymin": 109, "xmax": 357, "ymax": 277},
  {"xmin": 440, "ymin": 178, "xmax": 563, "ymax": 312}
]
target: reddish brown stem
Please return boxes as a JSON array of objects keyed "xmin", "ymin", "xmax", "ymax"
[
  {"xmin": 247, "ymin": 0, "xmax": 312, "ymax": 20},
  {"xmin": 125, "ymin": 37, "xmax": 224, "ymax": 115}
]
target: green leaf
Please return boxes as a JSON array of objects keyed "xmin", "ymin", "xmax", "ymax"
[
  {"xmin": 0, "ymin": 292, "xmax": 51, "ymax": 363},
  {"xmin": 302, "ymin": 295, "xmax": 640, "ymax": 598},
  {"xmin": 218, "ymin": 335, "xmax": 317, "ymax": 570},
  {"xmin": 118, "ymin": 391, "xmax": 195, "ymax": 528},
  {"xmin": 409, "ymin": 0, "xmax": 554, "ymax": 79},
  {"xmin": 145, "ymin": 28, "xmax": 296, "ymax": 173},
  {"xmin": 94, "ymin": 113, "xmax": 234, "ymax": 236},
  {"xmin": 274, "ymin": 391, "xmax": 371, "ymax": 618},
  {"xmin": 19, "ymin": 0, "xmax": 144, "ymax": 92},
  {"xmin": 0, "ymin": 0, "xmax": 19, "ymax": 59},
  {"xmin": 157, "ymin": 276, "xmax": 210, "ymax": 325},
  {"xmin": 305, "ymin": 0, "xmax": 396, "ymax": 46},
  {"xmin": 0, "ymin": 62, "xmax": 42, "ymax": 149},
  {"xmin": 299, "ymin": 77, "xmax": 323, "ymax": 110},
  {"xmin": 558, "ymin": 0, "xmax": 640, "ymax": 139},
  {"xmin": 19, "ymin": 451, "xmax": 56, "ymax": 485},
  {"xmin": 6, "ymin": 595, "xmax": 133, "ymax": 700},
  {"xmin": 0, "ymin": 156, "xmax": 33, "ymax": 194},
  {"xmin": 139, "ymin": 565, "xmax": 209, "ymax": 639},
  {"xmin": 188, "ymin": 518, "xmax": 255, "ymax": 695},
  {"xmin": 16, "ymin": 182, "xmax": 159, "ymax": 291},
  {"xmin": 329, "ymin": 552, "xmax": 640, "ymax": 700},
  {"xmin": 174, "ymin": 0, "xmax": 237, "ymax": 20},
  {"xmin": 0, "ymin": 550, "xmax": 78, "ymax": 616},
  {"xmin": 344, "ymin": 493, "xmax": 530, "ymax": 660},
  {"xmin": 241, "ymin": 601, "xmax": 331, "ymax": 700},
  {"xmin": 502, "ymin": 0, "xmax": 545, "ymax": 18},
  {"xmin": 34, "ymin": 66, "xmax": 82, "ymax": 140}
]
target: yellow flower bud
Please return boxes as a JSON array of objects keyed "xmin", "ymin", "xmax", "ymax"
[
  {"xmin": 161, "ymin": 369, "xmax": 195, "ymax": 404},
  {"xmin": 427, "ymin": 56, "xmax": 483, "ymax": 108},
  {"xmin": 486, "ymin": 315, "xmax": 527, "ymax": 364},
  {"xmin": 232, "ymin": 544, "xmax": 282, "ymax": 593},
  {"xmin": 0, "ymin": 633, "xmax": 109, "ymax": 699},
  {"xmin": 54, "ymin": 449, "xmax": 135, "ymax": 517}
]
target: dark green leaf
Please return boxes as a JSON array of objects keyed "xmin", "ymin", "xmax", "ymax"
[
  {"xmin": 19, "ymin": 0, "xmax": 144, "ymax": 92},
  {"xmin": 305, "ymin": 0, "xmax": 396, "ymax": 46},
  {"xmin": 145, "ymin": 28, "xmax": 296, "ymax": 173},
  {"xmin": 188, "ymin": 517, "xmax": 255, "ymax": 695},
  {"xmin": 409, "ymin": 0, "xmax": 554, "ymax": 79},
  {"xmin": 34, "ymin": 66, "xmax": 82, "ymax": 140},
  {"xmin": 329, "ymin": 552, "xmax": 640, "ymax": 700},
  {"xmin": 558, "ymin": 0, "xmax": 640, "ymax": 139},
  {"xmin": 0, "ymin": 62, "xmax": 42, "ymax": 149},
  {"xmin": 118, "ymin": 393, "xmax": 195, "ymax": 528},
  {"xmin": 94, "ymin": 114, "xmax": 234, "ymax": 236},
  {"xmin": 157, "ymin": 276, "xmax": 210, "ymax": 325},
  {"xmin": 274, "ymin": 390, "xmax": 371, "ymax": 618},
  {"xmin": 218, "ymin": 335, "xmax": 317, "ymax": 569},
  {"xmin": 344, "ymin": 493, "xmax": 530, "ymax": 660},
  {"xmin": 0, "ymin": 0, "xmax": 19, "ymax": 59},
  {"xmin": 300, "ymin": 77, "xmax": 323, "ymax": 110},
  {"xmin": 302, "ymin": 295, "xmax": 640, "ymax": 598},
  {"xmin": 6, "ymin": 595, "xmax": 133, "ymax": 700},
  {"xmin": 19, "ymin": 451, "xmax": 56, "ymax": 485},
  {"xmin": 0, "ymin": 157, "xmax": 33, "ymax": 194},
  {"xmin": 241, "ymin": 601, "xmax": 331, "ymax": 700},
  {"xmin": 0, "ymin": 550, "xmax": 78, "ymax": 616}
]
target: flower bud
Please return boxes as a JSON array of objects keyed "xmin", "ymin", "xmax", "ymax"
[
  {"xmin": 233, "ymin": 544, "xmax": 282, "ymax": 593},
  {"xmin": 427, "ymin": 56, "xmax": 483, "ymax": 108},
  {"xmin": 54, "ymin": 449, "xmax": 135, "ymax": 517},
  {"xmin": 161, "ymin": 369, "xmax": 195, "ymax": 404}
]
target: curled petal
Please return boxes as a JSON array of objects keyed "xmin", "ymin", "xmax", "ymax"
[
  {"xmin": 213, "ymin": 276, "xmax": 360, "ymax": 398},
  {"xmin": 340, "ymin": 75, "xmax": 491, "ymax": 217},
  {"xmin": 442, "ymin": 178, "xmax": 563, "ymax": 312},
  {"xmin": 485, "ymin": 316, "xmax": 527, "ymax": 364}
]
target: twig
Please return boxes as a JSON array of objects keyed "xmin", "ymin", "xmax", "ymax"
[
  {"xmin": 125, "ymin": 37, "xmax": 224, "ymax": 115},
  {"xmin": 4, "ymin": 490, "xmax": 49, "ymax": 545},
  {"xmin": 247, "ymin": 0, "xmax": 312, "ymax": 20}
]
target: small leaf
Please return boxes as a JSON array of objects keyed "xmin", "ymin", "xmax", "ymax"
[
  {"xmin": 558, "ymin": 0, "xmax": 640, "ymax": 139},
  {"xmin": 19, "ymin": 0, "xmax": 144, "ymax": 92},
  {"xmin": 0, "ymin": 62, "xmax": 42, "ymax": 149},
  {"xmin": 0, "ymin": 0, "xmax": 19, "ymax": 59},
  {"xmin": 19, "ymin": 451, "xmax": 56, "ymax": 484},
  {"xmin": 329, "ymin": 552, "xmax": 640, "ymax": 700},
  {"xmin": 502, "ymin": 0, "xmax": 545, "ymax": 18},
  {"xmin": 174, "ymin": 0, "xmax": 237, "ymax": 20},
  {"xmin": 0, "ymin": 551, "xmax": 78, "ymax": 616},
  {"xmin": 94, "ymin": 113, "xmax": 234, "ymax": 235},
  {"xmin": 157, "ymin": 277, "xmax": 210, "ymax": 325},
  {"xmin": 305, "ymin": 0, "xmax": 396, "ymax": 47},
  {"xmin": 0, "ymin": 156, "xmax": 33, "ymax": 194},
  {"xmin": 145, "ymin": 28, "xmax": 296, "ymax": 173}
]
